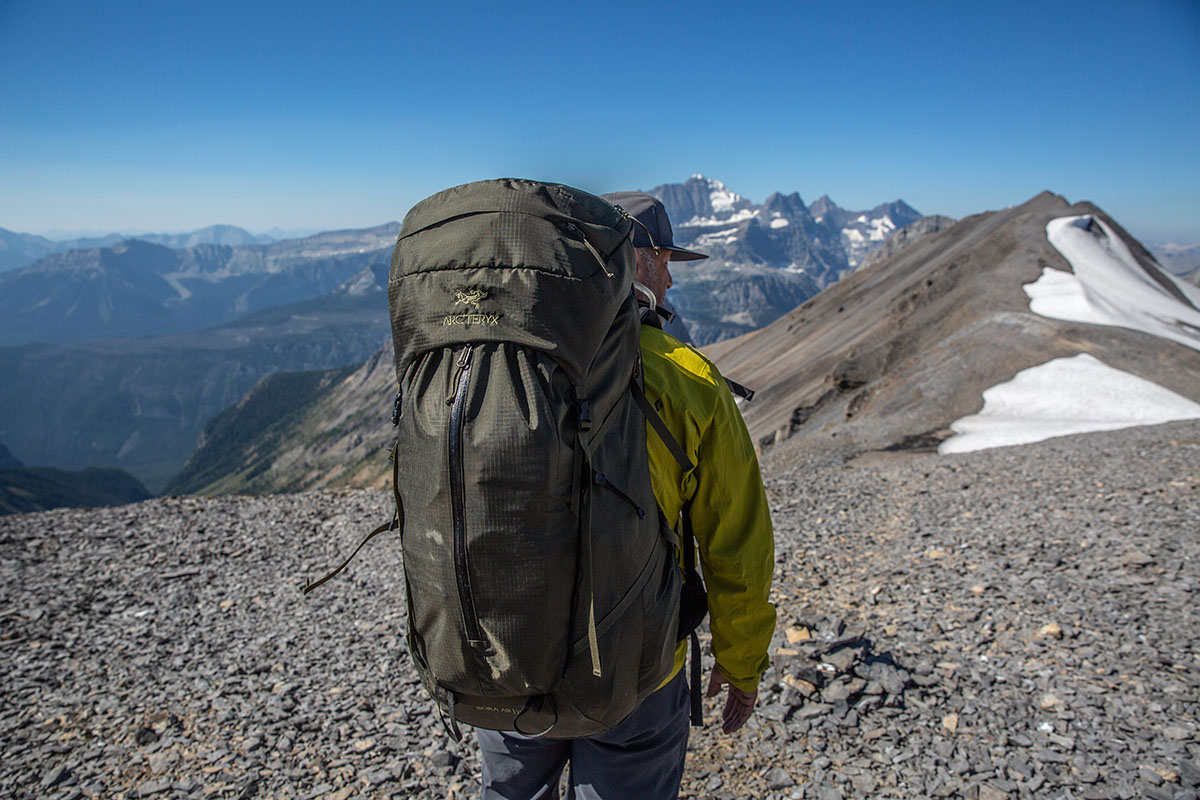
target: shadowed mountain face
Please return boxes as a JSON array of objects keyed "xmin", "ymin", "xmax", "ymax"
[
  {"xmin": 705, "ymin": 191, "xmax": 1200, "ymax": 456},
  {"xmin": 649, "ymin": 176, "xmax": 926, "ymax": 344},
  {"xmin": 0, "ymin": 223, "xmax": 399, "ymax": 346},
  {"xmin": 0, "ymin": 466, "xmax": 150, "ymax": 515},
  {"xmin": 0, "ymin": 269, "xmax": 391, "ymax": 493},
  {"xmin": 166, "ymin": 344, "xmax": 397, "ymax": 496}
]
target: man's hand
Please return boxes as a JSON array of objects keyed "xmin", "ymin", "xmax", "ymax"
[{"xmin": 705, "ymin": 668, "xmax": 757, "ymax": 733}]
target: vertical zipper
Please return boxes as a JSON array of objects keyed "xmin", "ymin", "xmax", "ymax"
[{"xmin": 448, "ymin": 344, "xmax": 484, "ymax": 646}]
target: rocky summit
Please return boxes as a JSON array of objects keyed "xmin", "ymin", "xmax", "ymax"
[
  {"xmin": 648, "ymin": 175, "xmax": 926, "ymax": 345},
  {"xmin": 2, "ymin": 419, "xmax": 1197, "ymax": 799}
]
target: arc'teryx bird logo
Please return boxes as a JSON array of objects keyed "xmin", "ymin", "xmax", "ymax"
[
  {"xmin": 454, "ymin": 288, "xmax": 487, "ymax": 311},
  {"xmin": 444, "ymin": 287, "xmax": 501, "ymax": 327}
]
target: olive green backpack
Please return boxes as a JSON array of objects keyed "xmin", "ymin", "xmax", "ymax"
[{"xmin": 378, "ymin": 179, "xmax": 687, "ymax": 739}]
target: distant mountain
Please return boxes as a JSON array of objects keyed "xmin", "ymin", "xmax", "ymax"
[
  {"xmin": 0, "ymin": 465, "xmax": 151, "ymax": 515},
  {"xmin": 1149, "ymin": 242, "xmax": 1200, "ymax": 286},
  {"xmin": 705, "ymin": 191, "xmax": 1200, "ymax": 455},
  {"xmin": 647, "ymin": 176, "xmax": 924, "ymax": 343},
  {"xmin": 0, "ymin": 222, "xmax": 400, "ymax": 345},
  {"xmin": 0, "ymin": 264, "xmax": 391, "ymax": 492},
  {"xmin": 0, "ymin": 228, "xmax": 59, "ymax": 273},
  {"xmin": 0, "ymin": 224, "xmax": 277, "ymax": 274},
  {"xmin": 262, "ymin": 226, "xmax": 322, "ymax": 241},
  {"xmin": 134, "ymin": 224, "xmax": 275, "ymax": 249}
]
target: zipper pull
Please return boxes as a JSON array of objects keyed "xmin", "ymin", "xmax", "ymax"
[
  {"xmin": 446, "ymin": 344, "xmax": 475, "ymax": 405},
  {"xmin": 577, "ymin": 398, "xmax": 592, "ymax": 431},
  {"xmin": 566, "ymin": 223, "xmax": 614, "ymax": 278}
]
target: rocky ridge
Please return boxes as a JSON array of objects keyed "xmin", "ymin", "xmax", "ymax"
[
  {"xmin": 2, "ymin": 419, "xmax": 1197, "ymax": 799},
  {"xmin": 706, "ymin": 191, "xmax": 1200, "ymax": 454},
  {"xmin": 858, "ymin": 215, "xmax": 957, "ymax": 271}
]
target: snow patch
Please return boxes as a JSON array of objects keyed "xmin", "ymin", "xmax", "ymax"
[
  {"xmin": 695, "ymin": 228, "xmax": 741, "ymax": 247},
  {"xmin": 843, "ymin": 228, "xmax": 865, "ymax": 244},
  {"xmin": 1027, "ymin": 215, "xmax": 1200, "ymax": 352},
  {"xmin": 868, "ymin": 216, "xmax": 896, "ymax": 241},
  {"xmin": 710, "ymin": 186, "xmax": 741, "ymax": 213},
  {"xmin": 680, "ymin": 208, "xmax": 758, "ymax": 227},
  {"xmin": 161, "ymin": 274, "xmax": 193, "ymax": 302},
  {"xmin": 770, "ymin": 218, "xmax": 790, "ymax": 229},
  {"xmin": 939, "ymin": 354, "xmax": 1200, "ymax": 454}
]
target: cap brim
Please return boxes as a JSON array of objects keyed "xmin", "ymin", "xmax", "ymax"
[{"xmin": 666, "ymin": 247, "xmax": 708, "ymax": 262}]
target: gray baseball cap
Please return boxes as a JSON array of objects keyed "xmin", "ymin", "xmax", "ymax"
[{"xmin": 601, "ymin": 191, "xmax": 708, "ymax": 261}]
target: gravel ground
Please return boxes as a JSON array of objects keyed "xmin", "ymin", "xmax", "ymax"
[{"xmin": 1, "ymin": 420, "xmax": 1197, "ymax": 799}]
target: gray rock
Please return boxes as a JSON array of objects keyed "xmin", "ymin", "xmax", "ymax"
[{"xmin": 766, "ymin": 767, "xmax": 795, "ymax": 789}]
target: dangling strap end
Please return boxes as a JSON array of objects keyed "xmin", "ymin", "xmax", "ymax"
[
  {"xmin": 588, "ymin": 600, "xmax": 602, "ymax": 678},
  {"xmin": 436, "ymin": 688, "xmax": 464, "ymax": 742},
  {"xmin": 689, "ymin": 630, "xmax": 703, "ymax": 727}
]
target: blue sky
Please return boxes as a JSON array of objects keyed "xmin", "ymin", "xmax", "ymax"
[{"xmin": 2, "ymin": 0, "xmax": 1198, "ymax": 243}]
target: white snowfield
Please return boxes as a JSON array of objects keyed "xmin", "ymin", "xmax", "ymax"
[
  {"xmin": 939, "ymin": 354, "xmax": 1200, "ymax": 454},
  {"xmin": 940, "ymin": 215, "xmax": 1200, "ymax": 454},
  {"xmin": 1030, "ymin": 216, "xmax": 1200, "ymax": 352}
]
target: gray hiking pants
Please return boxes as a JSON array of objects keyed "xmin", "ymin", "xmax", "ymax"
[{"xmin": 476, "ymin": 671, "xmax": 691, "ymax": 800}]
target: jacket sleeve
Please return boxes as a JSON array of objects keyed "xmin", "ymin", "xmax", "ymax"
[{"xmin": 688, "ymin": 372, "xmax": 776, "ymax": 693}]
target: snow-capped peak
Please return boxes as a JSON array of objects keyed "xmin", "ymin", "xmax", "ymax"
[{"xmin": 687, "ymin": 174, "xmax": 743, "ymax": 214}]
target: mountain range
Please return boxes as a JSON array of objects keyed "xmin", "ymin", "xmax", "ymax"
[
  {"xmin": 0, "ymin": 223, "xmax": 399, "ymax": 346},
  {"xmin": 1, "ymin": 177, "xmax": 926, "ymax": 491},
  {"xmin": 0, "ymin": 224, "xmax": 280, "ymax": 274},
  {"xmin": 707, "ymin": 191, "xmax": 1200, "ymax": 454},
  {"xmin": 8, "ymin": 177, "xmax": 1197, "ymax": 501},
  {"xmin": 0, "ymin": 266, "xmax": 391, "ymax": 492},
  {"xmin": 650, "ymin": 175, "xmax": 927, "ymax": 344},
  {"xmin": 166, "ymin": 189, "xmax": 1200, "ymax": 497}
]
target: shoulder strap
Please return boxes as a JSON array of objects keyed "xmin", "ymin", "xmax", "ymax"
[
  {"xmin": 629, "ymin": 378, "xmax": 693, "ymax": 473},
  {"xmin": 724, "ymin": 377, "xmax": 755, "ymax": 402},
  {"xmin": 682, "ymin": 503, "xmax": 705, "ymax": 727}
]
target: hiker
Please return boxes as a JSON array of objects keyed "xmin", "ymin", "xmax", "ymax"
[{"xmin": 475, "ymin": 191, "xmax": 777, "ymax": 800}]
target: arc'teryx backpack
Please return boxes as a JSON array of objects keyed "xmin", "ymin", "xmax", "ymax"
[{"xmin": 385, "ymin": 179, "xmax": 683, "ymax": 738}]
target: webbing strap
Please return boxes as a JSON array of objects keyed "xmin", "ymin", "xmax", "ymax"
[
  {"xmin": 301, "ymin": 515, "xmax": 396, "ymax": 595},
  {"xmin": 301, "ymin": 438, "xmax": 405, "ymax": 595},
  {"xmin": 724, "ymin": 377, "xmax": 755, "ymax": 402},
  {"xmin": 629, "ymin": 380, "xmax": 693, "ymax": 473},
  {"xmin": 435, "ymin": 686, "xmax": 463, "ymax": 742},
  {"xmin": 683, "ymin": 505, "xmax": 704, "ymax": 726},
  {"xmin": 571, "ymin": 535, "xmax": 664, "ymax": 655}
]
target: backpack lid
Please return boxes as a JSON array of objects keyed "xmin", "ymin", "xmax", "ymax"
[
  {"xmin": 399, "ymin": 178, "xmax": 631, "ymax": 259},
  {"xmin": 388, "ymin": 179, "xmax": 637, "ymax": 388}
]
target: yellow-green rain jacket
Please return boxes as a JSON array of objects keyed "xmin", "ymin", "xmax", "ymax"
[{"xmin": 640, "ymin": 323, "xmax": 777, "ymax": 693}]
